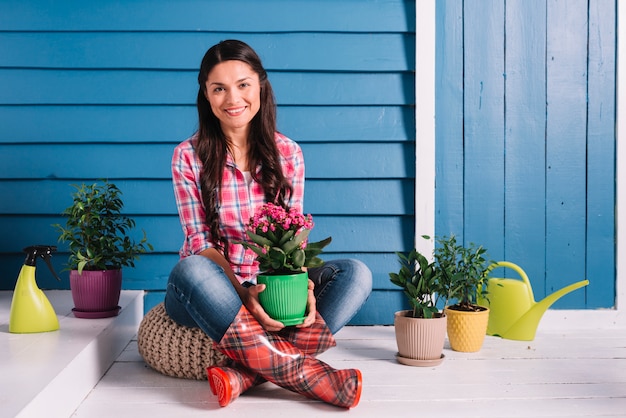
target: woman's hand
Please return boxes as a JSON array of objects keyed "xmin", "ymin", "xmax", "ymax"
[
  {"xmin": 296, "ymin": 279, "xmax": 317, "ymax": 328},
  {"xmin": 198, "ymin": 248, "xmax": 286, "ymax": 331},
  {"xmin": 242, "ymin": 284, "xmax": 286, "ymax": 332},
  {"xmin": 241, "ymin": 279, "xmax": 317, "ymax": 331}
]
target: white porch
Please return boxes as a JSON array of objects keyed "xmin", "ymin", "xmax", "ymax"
[{"xmin": 2, "ymin": 291, "xmax": 625, "ymax": 417}]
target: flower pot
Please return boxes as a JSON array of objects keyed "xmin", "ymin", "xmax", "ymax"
[
  {"xmin": 256, "ymin": 271, "xmax": 308, "ymax": 326},
  {"xmin": 70, "ymin": 269, "xmax": 122, "ymax": 318},
  {"xmin": 444, "ymin": 305, "xmax": 489, "ymax": 352},
  {"xmin": 394, "ymin": 310, "xmax": 446, "ymax": 366}
]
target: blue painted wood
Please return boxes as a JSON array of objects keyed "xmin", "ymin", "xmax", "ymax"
[
  {"xmin": 584, "ymin": 0, "xmax": 616, "ymax": 308},
  {"xmin": 1, "ymin": 70, "xmax": 414, "ymax": 106},
  {"xmin": 435, "ymin": 0, "xmax": 464, "ymax": 237},
  {"xmin": 503, "ymin": 0, "xmax": 548, "ymax": 294},
  {"xmin": 0, "ymin": 0, "xmax": 415, "ymax": 32},
  {"xmin": 544, "ymin": 0, "xmax": 588, "ymax": 308},
  {"xmin": 0, "ymin": 179, "xmax": 412, "ymax": 216},
  {"xmin": 436, "ymin": 0, "xmax": 615, "ymax": 309},
  {"xmin": 279, "ymin": 106, "xmax": 416, "ymax": 143},
  {"xmin": 0, "ymin": 143, "xmax": 414, "ymax": 179},
  {"xmin": 0, "ymin": 32, "xmax": 414, "ymax": 72},
  {"xmin": 0, "ymin": 0, "xmax": 413, "ymax": 323},
  {"xmin": 462, "ymin": 0, "xmax": 505, "ymax": 260},
  {"xmin": 0, "ymin": 105, "xmax": 414, "ymax": 144},
  {"xmin": 0, "ymin": 216, "xmax": 413, "ymax": 254}
]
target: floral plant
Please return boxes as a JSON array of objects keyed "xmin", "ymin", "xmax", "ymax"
[{"xmin": 236, "ymin": 203, "xmax": 331, "ymax": 274}]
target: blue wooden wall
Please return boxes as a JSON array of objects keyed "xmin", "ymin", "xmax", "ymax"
[
  {"xmin": 0, "ymin": 0, "xmax": 416, "ymax": 324},
  {"xmin": 436, "ymin": 0, "xmax": 616, "ymax": 308}
]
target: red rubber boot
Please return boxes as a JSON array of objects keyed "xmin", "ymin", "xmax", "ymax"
[
  {"xmin": 278, "ymin": 312, "xmax": 337, "ymax": 356},
  {"xmin": 207, "ymin": 312, "xmax": 338, "ymax": 407},
  {"xmin": 207, "ymin": 363, "xmax": 265, "ymax": 407},
  {"xmin": 216, "ymin": 306, "xmax": 362, "ymax": 408}
]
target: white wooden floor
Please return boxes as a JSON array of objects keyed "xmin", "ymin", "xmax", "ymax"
[
  {"xmin": 75, "ymin": 321, "xmax": 626, "ymax": 417},
  {"xmin": 3, "ymin": 290, "xmax": 626, "ymax": 417}
]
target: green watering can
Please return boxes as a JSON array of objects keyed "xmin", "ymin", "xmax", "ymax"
[{"xmin": 478, "ymin": 261, "xmax": 589, "ymax": 341}]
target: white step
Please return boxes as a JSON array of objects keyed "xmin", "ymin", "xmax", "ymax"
[{"xmin": 0, "ymin": 290, "xmax": 143, "ymax": 418}]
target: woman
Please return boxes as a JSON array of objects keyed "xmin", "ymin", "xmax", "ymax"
[{"xmin": 164, "ymin": 39, "xmax": 372, "ymax": 408}]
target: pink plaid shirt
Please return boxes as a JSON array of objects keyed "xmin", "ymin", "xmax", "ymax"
[{"xmin": 171, "ymin": 132, "xmax": 305, "ymax": 283}]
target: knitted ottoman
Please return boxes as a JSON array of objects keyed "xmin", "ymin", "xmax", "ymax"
[{"xmin": 137, "ymin": 302, "xmax": 227, "ymax": 380}]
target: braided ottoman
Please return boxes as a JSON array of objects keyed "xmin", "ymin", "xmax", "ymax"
[{"xmin": 137, "ymin": 302, "xmax": 227, "ymax": 380}]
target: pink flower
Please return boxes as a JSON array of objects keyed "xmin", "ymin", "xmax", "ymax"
[{"xmin": 235, "ymin": 202, "xmax": 331, "ymax": 273}]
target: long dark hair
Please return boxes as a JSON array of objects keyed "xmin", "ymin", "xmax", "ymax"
[{"xmin": 195, "ymin": 39, "xmax": 292, "ymax": 256}]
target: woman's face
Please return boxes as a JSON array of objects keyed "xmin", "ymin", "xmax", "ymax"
[{"xmin": 205, "ymin": 60, "xmax": 261, "ymax": 136}]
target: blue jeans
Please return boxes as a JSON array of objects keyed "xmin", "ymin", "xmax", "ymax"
[{"xmin": 164, "ymin": 256, "xmax": 372, "ymax": 341}]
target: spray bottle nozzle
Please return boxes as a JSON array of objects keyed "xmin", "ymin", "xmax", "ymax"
[{"xmin": 23, "ymin": 246, "xmax": 61, "ymax": 281}]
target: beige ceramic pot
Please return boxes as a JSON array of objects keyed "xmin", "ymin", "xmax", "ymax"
[{"xmin": 394, "ymin": 310, "xmax": 446, "ymax": 366}]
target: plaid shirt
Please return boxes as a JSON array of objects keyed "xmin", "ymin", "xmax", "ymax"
[{"xmin": 171, "ymin": 132, "xmax": 305, "ymax": 283}]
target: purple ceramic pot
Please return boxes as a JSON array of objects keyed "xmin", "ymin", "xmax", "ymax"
[{"xmin": 70, "ymin": 269, "xmax": 122, "ymax": 317}]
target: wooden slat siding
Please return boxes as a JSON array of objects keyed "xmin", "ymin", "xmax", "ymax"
[
  {"xmin": 545, "ymin": 0, "xmax": 588, "ymax": 307},
  {"xmin": 585, "ymin": 0, "xmax": 616, "ymax": 307},
  {"xmin": 436, "ymin": 1, "xmax": 615, "ymax": 309},
  {"xmin": 1, "ymin": 71, "xmax": 413, "ymax": 105},
  {"xmin": 0, "ymin": 216, "xmax": 412, "ymax": 255},
  {"xmin": 0, "ymin": 32, "xmax": 414, "ymax": 72},
  {"xmin": 0, "ymin": 1, "xmax": 413, "ymax": 32},
  {"xmin": 0, "ymin": 143, "xmax": 413, "ymax": 179},
  {"xmin": 0, "ymin": 106, "xmax": 413, "ymax": 143},
  {"xmin": 503, "ymin": 0, "xmax": 547, "ymax": 302},
  {"xmin": 434, "ymin": 0, "xmax": 464, "ymax": 238},
  {"xmin": 463, "ymin": 1, "xmax": 506, "ymax": 261},
  {"xmin": 0, "ymin": 0, "xmax": 416, "ymax": 325},
  {"xmin": 0, "ymin": 179, "xmax": 413, "ymax": 216}
]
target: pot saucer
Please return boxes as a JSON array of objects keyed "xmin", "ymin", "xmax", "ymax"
[
  {"xmin": 278, "ymin": 316, "xmax": 306, "ymax": 326},
  {"xmin": 72, "ymin": 306, "xmax": 121, "ymax": 319},
  {"xmin": 395, "ymin": 353, "xmax": 445, "ymax": 367}
]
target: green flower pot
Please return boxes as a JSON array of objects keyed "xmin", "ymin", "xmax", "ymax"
[{"xmin": 257, "ymin": 271, "xmax": 308, "ymax": 326}]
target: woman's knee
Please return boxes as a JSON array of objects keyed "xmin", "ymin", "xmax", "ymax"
[
  {"xmin": 342, "ymin": 258, "xmax": 373, "ymax": 293},
  {"xmin": 170, "ymin": 255, "xmax": 217, "ymax": 283},
  {"xmin": 166, "ymin": 255, "xmax": 234, "ymax": 306}
]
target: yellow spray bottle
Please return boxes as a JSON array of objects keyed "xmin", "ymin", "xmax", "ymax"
[{"xmin": 9, "ymin": 245, "xmax": 61, "ymax": 333}]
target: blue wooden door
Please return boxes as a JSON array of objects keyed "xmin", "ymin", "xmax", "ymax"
[{"xmin": 436, "ymin": 0, "xmax": 615, "ymax": 308}]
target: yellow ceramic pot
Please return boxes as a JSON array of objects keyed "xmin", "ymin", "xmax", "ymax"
[{"xmin": 444, "ymin": 306, "xmax": 489, "ymax": 352}]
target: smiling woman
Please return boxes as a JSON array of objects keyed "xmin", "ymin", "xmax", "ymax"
[
  {"xmin": 163, "ymin": 39, "xmax": 372, "ymax": 408},
  {"xmin": 204, "ymin": 60, "xmax": 261, "ymax": 166}
]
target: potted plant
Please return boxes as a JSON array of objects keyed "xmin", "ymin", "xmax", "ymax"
[
  {"xmin": 389, "ymin": 242, "xmax": 447, "ymax": 367},
  {"xmin": 435, "ymin": 235, "xmax": 492, "ymax": 352},
  {"xmin": 236, "ymin": 203, "xmax": 331, "ymax": 326},
  {"xmin": 54, "ymin": 180, "xmax": 152, "ymax": 318}
]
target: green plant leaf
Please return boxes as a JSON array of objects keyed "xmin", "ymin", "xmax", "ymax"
[
  {"xmin": 281, "ymin": 228, "xmax": 310, "ymax": 253},
  {"xmin": 246, "ymin": 231, "xmax": 274, "ymax": 247}
]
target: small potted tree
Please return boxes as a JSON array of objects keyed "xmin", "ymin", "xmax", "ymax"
[
  {"xmin": 436, "ymin": 235, "xmax": 492, "ymax": 352},
  {"xmin": 389, "ymin": 242, "xmax": 447, "ymax": 366},
  {"xmin": 54, "ymin": 180, "xmax": 152, "ymax": 318},
  {"xmin": 236, "ymin": 203, "xmax": 331, "ymax": 326}
]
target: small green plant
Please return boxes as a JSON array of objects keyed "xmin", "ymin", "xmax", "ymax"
[
  {"xmin": 435, "ymin": 235, "xmax": 492, "ymax": 312},
  {"xmin": 235, "ymin": 203, "xmax": 331, "ymax": 274},
  {"xmin": 53, "ymin": 180, "xmax": 152, "ymax": 274},
  {"xmin": 389, "ymin": 247, "xmax": 443, "ymax": 318}
]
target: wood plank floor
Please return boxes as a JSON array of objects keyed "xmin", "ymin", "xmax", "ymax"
[{"xmin": 73, "ymin": 324, "xmax": 626, "ymax": 417}]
